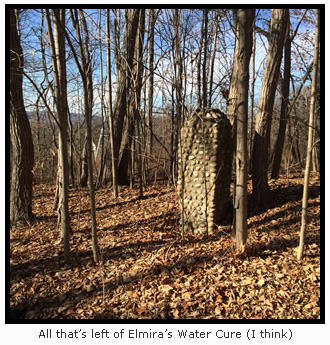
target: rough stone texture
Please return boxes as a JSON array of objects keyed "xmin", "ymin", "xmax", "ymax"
[{"xmin": 177, "ymin": 108, "xmax": 233, "ymax": 234}]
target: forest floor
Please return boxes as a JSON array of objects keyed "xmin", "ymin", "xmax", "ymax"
[{"xmin": 9, "ymin": 172, "xmax": 321, "ymax": 320}]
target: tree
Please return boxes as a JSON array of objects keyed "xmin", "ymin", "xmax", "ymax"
[
  {"xmin": 202, "ymin": 9, "xmax": 208, "ymax": 108},
  {"xmin": 252, "ymin": 9, "xmax": 289, "ymax": 206},
  {"xmin": 68, "ymin": 10, "xmax": 91, "ymax": 188},
  {"xmin": 106, "ymin": 9, "xmax": 118, "ymax": 198},
  {"xmin": 298, "ymin": 9, "xmax": 320, "ymax": 261},
  {"xmin": 226, "ymin": 9, "xmax": 239, "ymax": 130},
  {"xmin": 95, "ymin": 9, "xmax": 106, "ymax": 189},
  {"xmin": 234, "ymin": 9, "xmax": 255, "ymax": 249},
  {"xmin": 117, "ymin": 9, "xmax": 145, "ymax": 186},
  {"xmin": 173, "ymin": 8, "xmax": 183, "ymax": 181},
  {"xmin": 112, "ymin": 9, "xmax": 140, "ymax": 185},
  {"xmin": 67, "ymin": 9, "xmax": 100, "ymax": 262},
  {"xmin": 226, "ymin": 9, "xmax": 240, "ymax": 236},
  {"xmin": 196, "ymin": 11, "xmax": 204, "ymax": 108},
  {"xmin": 10, "ymin": 9, "xmax": 35, "ymax": 225},
  {"xmin": 208, "ymin": 12, "xmax": 219, "ymax": 108},
  {"xmin": 45, "ymin": 9, "xmax": 71, "ymax": 263},
  {"xmin": 271, "ymin": 25, "xmax": 291, "ymax": 179},
  {"xmin": 271, "ymin": 10, "xmax": 308, "ymax": 179},
  {"xmin": 146, "ymin": 9, "xmax": 155, "ymax": 163},
  {"xmin": 249, "ymin": 24, "xmax": 256, "ymax": 172}
]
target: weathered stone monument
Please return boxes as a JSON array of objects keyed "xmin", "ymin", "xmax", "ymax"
[{"xmin": 177, "ymin": 108, "xmax": 233, "ymax": 234}]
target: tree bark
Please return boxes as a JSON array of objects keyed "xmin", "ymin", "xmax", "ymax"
[
  {"xmin": 106, "ymin": 9, "xmax": 118, "ymax": 198},
  {"xmin": 173, "ymin": 8, "xmax": 183, "ymax": 182},
  {"xmin": 208, "ymin": 13, "xmax": 219, "ymax": 108},
  {"xmin": 202, "ymin": 9, "xmax": 208, "ymax": 108},
  {"xmin": 147, "ymin": 9, "xmax": 155, "ymax": 162},
  {"xmin": 196, "ymin": 11, "xmax": 204, "ymax": 108},
  {"xmin": 298, "ymin": 9, "xmax": 320, "ymax": 261},
  {"xmin": 252, "ymin": 9, "xmax": 289, "ymax": 206},
  {"xmin": 249, "ymin": 26, "xmax": 256, "ymax": 173},
  {"xmin": 226, "ymin": 9, "xmax": 239, "ymax": 129},
  {"xmin": 96, "ymin": 10, "xmax": 105, "ymax": 189},
  {"xmin": 226, "ymin": 9, "xmax": 239, "ymax": 236},
  {"xmin": 112, "ymin": 9, "xmax": 140, "ymax": 184},
  {"xmin": 234, "ymin": 9, "xmax": 255, "ymax": 249},
  {"xmin": 117, "ymin": 9, "xmax": 145, "ymax": 185},
  {"xmin": 46, "ymin": 9, "xmax": 71, "ymax": 263},
  {"xmin": 10, "ymin": 9, "xmax": 35, "ymax": 225},
  {"xmin": 80, "ymin": 138, "xmax": 88, "ymax": 187},
  {"xmin": 68, "ymin": 9, "xmax": 100, "ymax": 262},
  {"xmin": 271, "ymin": 22, "xmax": 291, "ymax": 179}
]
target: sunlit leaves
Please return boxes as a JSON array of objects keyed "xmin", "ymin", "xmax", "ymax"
[{"xmin": 10, "ymin": 173, "xmax": 320, "ymax": 319}]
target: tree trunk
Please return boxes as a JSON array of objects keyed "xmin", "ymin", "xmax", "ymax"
[
  {"xmin": 10, "ymin": 9, "xmax": 34, "ymax": 225},
  {"xmin": 68, "ymin": 111, "xmax": 75, "ymax": 187},
  {"xmin": 82, "ymin": 11, "xmax": 100, "ymax": 262},
  {"xmin": 112, "ymin": 9, "xmax": 121, "ymax": 78},
  {"xmin": 196, "ymin": 11, "xmax": 204, "ymax": 108},
  {"xmin": 249, "ymin": 26, "xmax": 256, "ymax": 173},
  {"xmin": 80, "ymin": 137, "xmax": 88, "ymax": 187},
  {"xmin": 234, "ymin": 9, "xmax": 255, "ymax": 249},
  {"xmin": 173, "ymin": 8, "xmax": 182, "ymax": 182},
  {"xmin": 106, "ymin": 9, "xmax": 118, "ymax": 197},
  {"xmin": 271, "ymin": 23, "xmax": 291, "ymax": 179},
  {"xmin": 96, "ymin": 10, "xmax": 105, "ymax": 189},
  {"xmin": 298, "ymin": 9, "xmax": 320, "ymax": 261},
  {"xmin": 202, "ymin": 9, "xmax": 208, "ymax": 108},
  {"xmin": 117, "ymin": 9, "xmax": 145, "ymax": 185},
  {"xmin": 252, "ymin": 9, "xmax": 289, "ymax": 206},
  {"xmin": 208, "ymin": 13, "xmax": 219, "ymax": 108},
  {"xmin": 226, "ymin": 9, "xmax": 239, "ymax": 129},
  {"xmin": 226, "ymin": 9, "xmax": 239, "ymax": 235},
  {"xmin": 47, "ymin": 9, "xmax": 71, "ymax": 263},
  {"xmin": 112, "ymin": 9, "xmax": 140, "ymax": 182},
  {"xmin": 69, "ymin": 9, "xmax": 100, "ymax": 262},
  {"xmin": 147, "ymin": 9, "xmax": 155, "ymax": 163}
]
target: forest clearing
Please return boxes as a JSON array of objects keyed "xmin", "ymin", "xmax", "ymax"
[{"xmin": 10, "ymin": 172, "xmax": 320, "ymax": 319}]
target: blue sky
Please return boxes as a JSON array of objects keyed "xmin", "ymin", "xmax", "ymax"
[{"xmin": 18, "ymin": 8, "xmax": 316, "ymax": 118}]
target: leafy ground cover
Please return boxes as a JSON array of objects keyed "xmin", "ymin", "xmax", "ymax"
[{"xmin": 9, "ymin": 172, "xmax": 321, "ymax": 319}]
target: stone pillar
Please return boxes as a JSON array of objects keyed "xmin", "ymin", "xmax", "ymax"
[{"xmin": 178, "ymin": 108, "xmax": 233, "ymax": 235}]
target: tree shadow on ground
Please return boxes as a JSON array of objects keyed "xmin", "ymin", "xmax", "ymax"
[
  {"xmin": 9, "ymin": 178, "xmax": 320, "ymax": 320},
  {"xmin": 8, "ymin": 242, "xmax": 230, "ymax": 320},
  {"xmin": 69, "ymin": 190, "xmax": 169, "ymax": 217},
  {"xmin": 247, "ymin": 183, "xmax": 320, "ymax": 217}
]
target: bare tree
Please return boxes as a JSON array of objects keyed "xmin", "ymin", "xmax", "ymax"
[
  {"xmin": 271, "ymin": 10, "xmax": 309, "ymax": 179},
  {"xmin": 298, "ymin": 9, "xmax": 320, "ymax": 261},
  {"xmin": 226, "ymin": 9, "xmax": 239, "ymax": 130},
  {"xmin": 147, "ymin": 9, "xmax": 155, "ymax": 162},
  {"xmin": 45, "ymin": 9, "xmax": 71, "ymax": 263},
  {"xmin": 234, "ymin": 9, "xmax": 255, "ymax": 249},
  {"xmin": 10, "ymin": 9, "xmax": 35, "ymax": 225},
  {"xmin": 249, "ymin": 24, "xmax": 256, "ymax": 173},
  {"xmin": 208, "ymin": 12, "xmax": 219, "ymax": 108},
  {"xmin": 67, "ymin": 9, "xmax": 100, "ymax": 262},
  {"xmin": 112, "ymin": 9, "xmax": 140, "ymax": 184},
  {"xmin": 202, "ymin": 9, "xmax": 208, "ymax": 108},
  {"xmin": 106, "ymin": 9, "xmax": 118, "ymax": 198},
  {"xmin": 252, "ymin": 9, "xmax": 289, "ymax": 206},
  {"xmin": 271, "ymin": 26, "xmax": 291, "ymax": 179},
  {"xmin": 95, "ymin": 9, "xmax": 106, "ymax": 189},
  {"xmin": 117, "ymin": 9, "xmax": 145, "ymax": 186},
  {"xmin": 173, "ymin": 8, "xmax": 183, "ymax": 181},
  {"xmin": 196, "ymin": 11, "xmax": 204, "ymax": 108}
]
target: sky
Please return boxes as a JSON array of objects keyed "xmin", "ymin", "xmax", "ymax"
[{"xmin": 17, "ymin": 8, "xmax": 316, "ymax": 121}]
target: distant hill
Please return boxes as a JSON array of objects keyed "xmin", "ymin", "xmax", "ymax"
[{"xmin": 27, "ymin": 111, "xmax": 101, "ymax": 122}]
